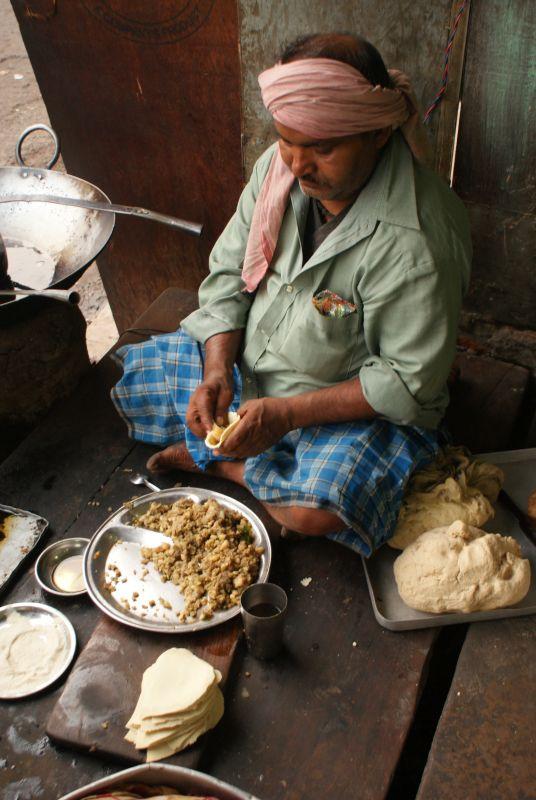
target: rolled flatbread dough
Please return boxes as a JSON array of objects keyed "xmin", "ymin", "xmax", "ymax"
[
  {"xmin": 146, "ymin": 689, "xmax": 224, "ymax": 762},
  {"xmin": 127, "ymin": 648, "xmax": 220, "ymax": 723},
  {"xmin": 125, "ymin": 648, "xmax": 224, "ymax": 761},
  {"xmin": 393, "ymin": 520, "xmax": 531, "ymax": 613},
  {"xmin": 204, "ymin": 412, "xmax": 241, "ymax": 449}
]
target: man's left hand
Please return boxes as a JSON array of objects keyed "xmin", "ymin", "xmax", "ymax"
[{"xmin": 215, "ymin": 397, "xmax": 293, "ymax": 458}]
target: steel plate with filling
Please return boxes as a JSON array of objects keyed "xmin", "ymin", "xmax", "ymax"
[
  {"xmin": 0, "ymin": 602, "xmax": 76, "ymax": 699},
  {"xmin": 84, "ymin": 487, "xmax": 272, "ymax": 633},
  {"xmin": 0, "ymin": 504, "xmax": 48, "ymax": 593}
]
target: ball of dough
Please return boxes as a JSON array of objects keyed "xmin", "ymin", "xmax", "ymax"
[
  {"xmin": 393, "ymin": 520, "xmax": 531, "ymax": 614},
  {"xmin": 389, "ymin": 477, "xmax": 494, "ymax": 550}
]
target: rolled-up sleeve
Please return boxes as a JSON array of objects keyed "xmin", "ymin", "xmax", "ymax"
[
  {"xmin": 359, "ymin": 255, "xmax": 464, "ymax": 428},
  {"xmin": 181, "ymin": 147, "xmax": 274, "ymax": 344}
]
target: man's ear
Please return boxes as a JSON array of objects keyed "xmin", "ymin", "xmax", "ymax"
[{"xmin": 374, "ymin": 127, "xmax": 392, "ymax": 150}]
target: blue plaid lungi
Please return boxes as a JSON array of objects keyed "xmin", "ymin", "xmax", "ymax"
[{"xmin": 111, "ymin": 329, "xmax": 442, "ymax": 556}]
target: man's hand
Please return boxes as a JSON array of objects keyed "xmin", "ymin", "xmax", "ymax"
[
  {"xmin": 186, "ymin": 369, "xmax": 234, "ymax": 438},
  {"xmin": 186, "ymin": 329, "xmax": 244, "ymax": 439},
  {"xmin": 215, "ymin": 378, "xmax": 376, "ymax": 456},
  {"xmin": 216, "ymin": 397, "xmax": 293, "ymax": 458}
]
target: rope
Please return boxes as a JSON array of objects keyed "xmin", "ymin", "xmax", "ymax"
[
  {"xmin": 423, "ymin": 1, "xmax": 468, "ymax": 123},
  {"xmin": 24, "ymin": 1, "xmax": 58, "ymax": 22}
]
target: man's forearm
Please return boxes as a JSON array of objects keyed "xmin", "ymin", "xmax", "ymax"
[
  {"xmin": 283, "ymin": 377, "xmax": 376, "ymax": 430},
  {"xmin": 204, "ymin": 330, "xmax": 244, "ymax": 375}
]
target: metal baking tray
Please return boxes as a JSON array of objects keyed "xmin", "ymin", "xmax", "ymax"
[
  {"xmin": 0, "ymin": 503, "xmax": 48, "ymax": 594},
  {"xmin": 0, "ymin": 602, "xmax": 76, "ymax": 699},
  {"xmin": 84, "ymin": 487, "xmax": 272, "ymax": 634},
  {"xmin": 58, "ymin": 763, "xmax": 261, "ymax": 800},
  {"xmin": 363, "ymin": 448, "xmax": 536, "ymax": 631}
]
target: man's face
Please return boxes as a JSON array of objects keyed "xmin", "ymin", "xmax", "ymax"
[{"xmin": 275, "ymin": 121, "xmax": 391, "ymax": 207}]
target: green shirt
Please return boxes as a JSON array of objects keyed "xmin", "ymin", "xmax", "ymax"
[{"xmin": 181, "ymin": 133, "xmax": 471, "ymax": 429}]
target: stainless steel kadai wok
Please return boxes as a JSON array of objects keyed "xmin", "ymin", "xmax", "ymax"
[{"xmin": 0, "ymin": 125, "xmax": 203, "ymax": 323}]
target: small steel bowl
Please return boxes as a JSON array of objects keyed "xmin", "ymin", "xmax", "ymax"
[{"xmin": 35, "ymin": 538, "xmax": 90, "ymax": 596}]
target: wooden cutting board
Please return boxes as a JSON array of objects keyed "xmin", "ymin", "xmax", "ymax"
[{"xmin": 47, "ymin": 614, "xmax": 241, "ymax": 766}]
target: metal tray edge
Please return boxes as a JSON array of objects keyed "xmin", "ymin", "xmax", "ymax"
[
  {"xmin": 0, "ymin": 504, "xmax": 49, "ymax": 596},
  {"xmin": 57, "ymin": 763, "xmax": 261, "ymax": 800}
]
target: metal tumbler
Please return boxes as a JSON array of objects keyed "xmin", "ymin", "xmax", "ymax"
[{"xmin": 240, "ymin": 582, "xmax": 288, "ymax": 660}]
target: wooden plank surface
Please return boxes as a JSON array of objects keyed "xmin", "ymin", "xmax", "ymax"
[
  {"xmin": 0, "ymin": 359, "xmax": 135, "ymax": 799},
  {"xmin": 11, "ymin": 0, "xmax": 243, "ymax": 331},
  {"xmin": 46, "ymin": 591, "xmax": 240, "ymax": 765},
  {"xmin": 417, "ymin": 617, "xmax": 536, "ymax": 800},
  {"xmin": 202, "ymin": 535, "xmax": 438, "ymax": 800},
  {"xmin": 1, "ymin": 288, "xmax": 438, "ymax": 799}
]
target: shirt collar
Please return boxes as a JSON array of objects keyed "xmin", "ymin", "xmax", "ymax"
[
  {"xmin": 289, "ymin": 131, "xmax": 421, "ymax": 271},
  {"xmin": 351, "ymin": 131, "xmax": 421, "ymax": 231},
  {"xmin": 291, "ymin": 130, "xmax": 421, "ymax": 235}
]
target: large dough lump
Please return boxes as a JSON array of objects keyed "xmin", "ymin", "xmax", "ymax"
[
  {"xmin": 393, "ymin": 520, "xmax": 531, "ymax": 614},
  {"xmin": 389, "ymin": 447, "xmax": 504, "ymax": 550}
]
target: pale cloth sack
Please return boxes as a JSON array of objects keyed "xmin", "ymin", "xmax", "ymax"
[{"xmin": 242, "ymin": 57, "xmax": 432, "ymax": 293}]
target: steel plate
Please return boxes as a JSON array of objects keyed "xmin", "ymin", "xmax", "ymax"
[
  {"xmin": 84, "ymin": 487, "xmax": 272, "ymax": 633},
  {"xmin": 0, "ymin": 602, "xmax": 76, "ymax": 699}
]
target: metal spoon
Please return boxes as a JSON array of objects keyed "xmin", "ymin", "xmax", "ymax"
[
  {"xmin": 129, "ymin": 473, "xmax": 162, "ymax": 493},
  {"xmin": 0, "ymin": 288, "xmax": 80, "ymax": 303},
  {"xmin": 0, "ymin": 194, "xmax": 203, "ymax": 236}
]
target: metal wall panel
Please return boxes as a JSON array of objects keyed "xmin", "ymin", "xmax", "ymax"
[
  {"xmin": 11, "ymin": 0, "xmax": 243, "ymax": 330},
  {"xmin": 238, "ymin": 0, "xmax": 453, "ymax": 176}
]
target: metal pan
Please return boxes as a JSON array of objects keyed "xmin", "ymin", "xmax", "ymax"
[
  {"xmin": 0, "ymin": 125, "xmax": 115, "ymax": 324},
  {"xmin": 0, "ymin": 125, "xmax": 202, "ymax": 324},
  {"xmin": 84, "ymin": 487, "xmax": 272, "ymax": 634},
  {"xmin": 58, "ymin": 763, "xmax": 261, "ymax": 800}
]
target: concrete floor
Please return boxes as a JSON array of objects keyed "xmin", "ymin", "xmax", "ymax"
[{"xmin": 0, "ymin": 0, "xmax": 117, "ymax": 362}]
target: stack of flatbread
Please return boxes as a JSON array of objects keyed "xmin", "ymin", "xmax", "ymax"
[{"xmin": 125, "ymin": 648, "xmax": 224, "ymax": 762}]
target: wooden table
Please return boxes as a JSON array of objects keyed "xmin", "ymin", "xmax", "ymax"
[{"xmin": 1, "ymin": 289, "xmax": 534, "ymax": 800}]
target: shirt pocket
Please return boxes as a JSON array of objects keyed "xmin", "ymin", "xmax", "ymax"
[{"xmin": 279, "ymin": 296, "xmax": 362, "ymax": 383}]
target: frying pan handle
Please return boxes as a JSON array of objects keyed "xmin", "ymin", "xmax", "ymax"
[{"xmin": 16, "ymin": 124, "xmax": 60, "ymax": 170}]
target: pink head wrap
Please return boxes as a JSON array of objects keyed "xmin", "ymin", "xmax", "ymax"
[{"xmin": 241, "ymin": 58, "xmax": 431, "ymax": 293}]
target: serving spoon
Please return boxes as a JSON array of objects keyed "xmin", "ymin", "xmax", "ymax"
[{"xmin": 129, "ymin": 473, "xmax": 162, "ymax": 493}]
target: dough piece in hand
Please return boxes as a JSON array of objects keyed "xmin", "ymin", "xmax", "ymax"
[
  {"xmin": 204, "ymin": 412, "xmax": 241, "ymax": 449},
  {"xmin": 394, "ymin": 520, "xmax": 531, "ymax": 614}
]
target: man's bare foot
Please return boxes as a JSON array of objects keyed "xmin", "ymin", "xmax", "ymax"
[{"xmin": 146, "ymin": 443, "xmax": 202, "ymax": 474}]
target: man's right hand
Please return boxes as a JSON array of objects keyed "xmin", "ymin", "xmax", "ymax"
[
  {"xmin": 185, "ymin": 329, "xmax": 243, "ymax": 438},
  {"xmin": 186, "ymin": 369, "xmax": 234, "ymax": 438}
]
